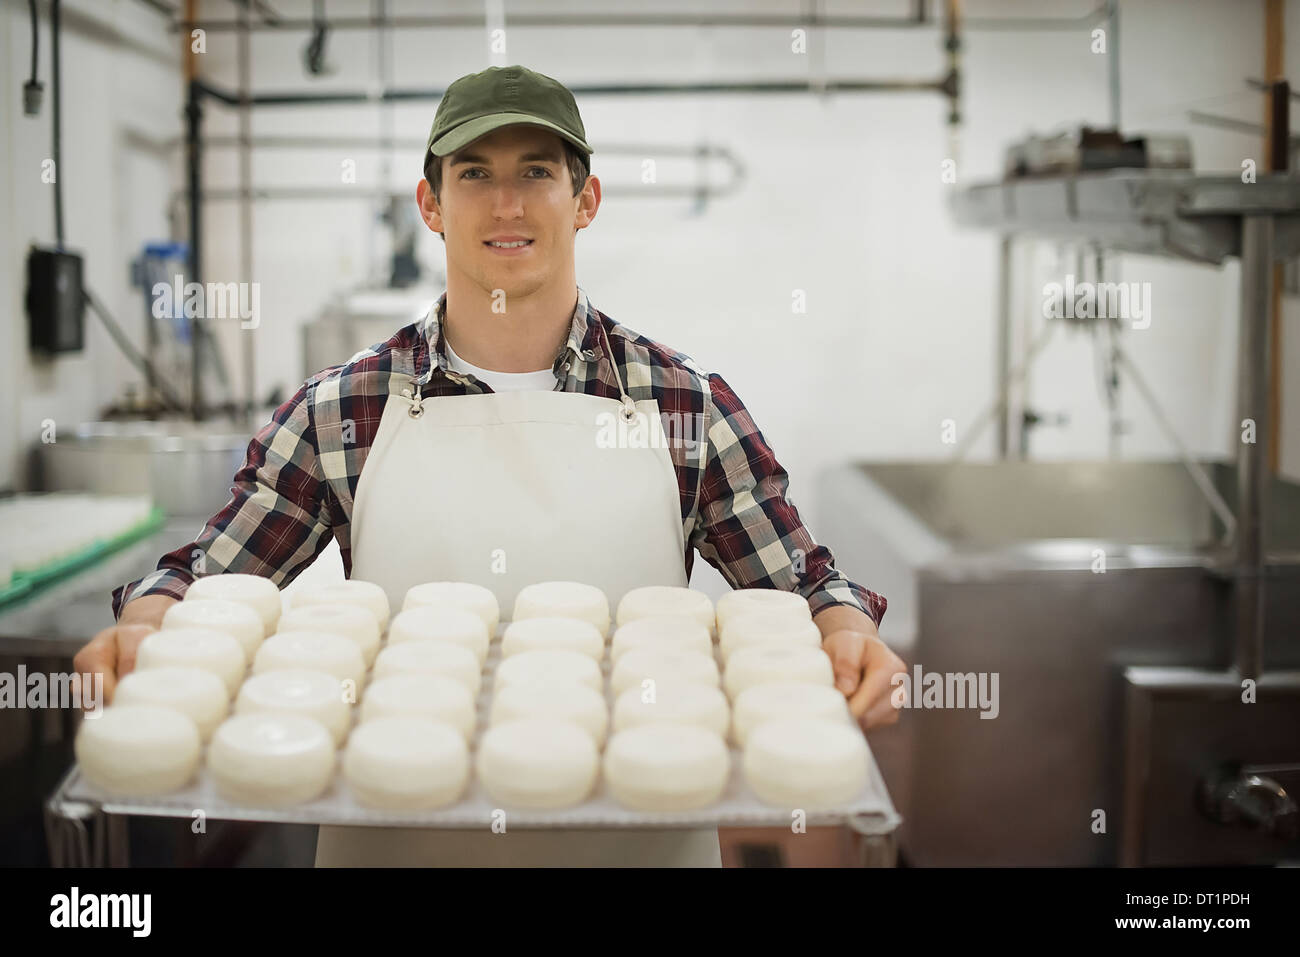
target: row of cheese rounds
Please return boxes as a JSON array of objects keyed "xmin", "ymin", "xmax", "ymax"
[
  {"xmin": 76, "ymin": 577, "xmax": 868, "ymax": 810},
  {"xmin": 470, "ymin": 585, "xmax": 864, "ymax": 810},
  {"xmin": 77, "ymin": 578, "xmax": 495, "ymax": 806}
]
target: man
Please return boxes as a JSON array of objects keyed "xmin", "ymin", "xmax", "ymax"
[{"xmin": 76, "ymin": 65, "xmax": 904, "ymax": 867}]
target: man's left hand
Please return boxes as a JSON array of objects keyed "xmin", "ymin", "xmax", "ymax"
[{"xmin": 822, "ymin": 628, "xmax": 907, "ymax": 731}]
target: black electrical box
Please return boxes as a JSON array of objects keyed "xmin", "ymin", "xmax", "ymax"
[{"xmin": 26, "ymin": 245, "xmax": 85, "ymax": 354}]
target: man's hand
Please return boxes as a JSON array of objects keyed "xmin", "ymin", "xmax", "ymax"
[
  {"xmin": 822, "ymin": 629, "xmax": 907, "ymax": 730},
  {"xmin": 72, "ymin": 595, "xmax": 179, "ymax": 708},
  {"xmin": 815, "ymin": 606, "xmax": 907, "ymax": 731}
]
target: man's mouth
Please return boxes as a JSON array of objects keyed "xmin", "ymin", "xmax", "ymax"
[{"xmin": 484, "ymin": 239, "xmax": 533, "ymax": 248}]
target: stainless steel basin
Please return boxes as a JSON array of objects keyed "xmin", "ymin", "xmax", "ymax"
[
  {"xmin": 32, "ymin": 420, "xmax": 252, "ymax": 518},
  {"xmin": 818, "ymin": 459, "xmax": 1300, "ymax": 865}
]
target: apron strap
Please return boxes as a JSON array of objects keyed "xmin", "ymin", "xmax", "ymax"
[{"xmin": 596, "ymin": 322, "xmax": 638, "ymax": 423}]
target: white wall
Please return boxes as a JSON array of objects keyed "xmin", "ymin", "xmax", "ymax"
[
  {"xmin": 2, "ymin": 0, "xmax": 182, "ymax": 486},
  {"xmin": 4, "ymin": 1, "xmax": 1298, "ymax": 592}
]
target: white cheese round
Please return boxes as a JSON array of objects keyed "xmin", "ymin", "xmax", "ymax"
[
  {"xmin": 75, "ymin": 704, "xmax": 201, "ymax": 795},
  {"xmin": 493, "ymin": 649, "xmax": 602, "ymax": 694},
  {"xmin": 113, "ymin": 666, "xmax": 229, "ymax": 742},
  {"xmin": 615, "ymin": 586, "xmax": 715, "ymax": 633},
  {"xmin": 235, "ymin": 669, "xmax": 352, "ymax": 746},
  {"xmin": 136, "ymin": 627, "xmax": 247, "ymax": 698},
  {"xmin": 253, "ymin": 630, "xmax": 366, "ymax": 691},
  {"xmin": 616, "ymin": 587, "xmax": 717, "ymax": 631},
  {"xmin": 161, "ymin": 598, "xmax": 265, "ymax": 662},
  {"xmin": 731, "ymin": 681, "xmax": 853, "ymax": 748},
  {"xmin": 185, "ymin": 573, "xmax": 282, "ymax": 633},
  {"xmin": 343, "ymin": 717, "xmax": 469, "ymax": 810},
  {"xmin": 359, "ymin": 674, "xmax": 476, "ymax": 742},
  {"xmin": 291, "ymin": 579, "xmax": 391, "ymax": 632},
  {"xmin": 612, "ymin": 680, "xmax": 730, "ymax": 738},
  {"xmin": 489, "ymin": 681, "xmax": 609, "ymax": 747},
  {"xmin": 604, "ymin": 724, "xmax": 730, "ymax": 811},
  {"xmin": 501, "ymin": 617, "xmax": 604, "ymax": 661},
  {"xmin": 388, "ymin": 606, "xmax": 490, "ymax": 666},
  {"xmin": 719, "ymin": 612, "xmax": 823, "ymax": 663},
  {"xmin": 402, "ymin": 581, "xmax": 500, "ymax": 633},
  {"xmin": 743, "ymin": 718, "xmax": 868, "ymax": 809},
  {"xmin": 476, "ymin": 718, "xmax": 598, "ymax": 808},
  {"xmin": 723, "ymin": 643, "xmax": 834, "ymax": 700},
  {"xmin": 610, "ymin": 616, "xmax": 713, "ymax": 663},
  {"xmin": 208, "ymin": 713, "xmax": 336, "ymax": 806},
  {"xmin": 372, "ymin": 639, "xmax": 482, "ymax": 697},
  {"xmin": 277, "ymin": 603, "xmax": 382, "ymax": 668},
  {"xmin": 512, "ymin": 581, "xmax": 610, "ymax": 636},
  {"xmin": 610, "ymin": 647, "xmax": 719, "ymax": 697},
  {"xmin": 715, "ymin": 588, "xmax": 811, "ymax": 635}
]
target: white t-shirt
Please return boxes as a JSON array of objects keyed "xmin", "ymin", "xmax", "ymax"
[{"xmin": 444, "ymin": 337, "xmax": 558, "ymax": 393}]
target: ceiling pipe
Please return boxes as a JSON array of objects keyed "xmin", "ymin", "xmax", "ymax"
[{"xmin": 166, "ymin": 5, "xmax": 1105, "ymax": 33}]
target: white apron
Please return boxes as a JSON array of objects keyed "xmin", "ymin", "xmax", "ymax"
[{"xmin": 314, "ymin": 327, "xmax": 722, "ymax": 867}]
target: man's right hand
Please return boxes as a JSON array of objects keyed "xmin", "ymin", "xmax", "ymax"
[{"xmin": 73, "ymin": 595, "xmax": 179, "ymax": 708}]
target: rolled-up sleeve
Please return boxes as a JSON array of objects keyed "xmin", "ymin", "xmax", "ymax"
[
  {"xmin": 687, "ymin": 372, "xmax": 887, "ymax": 627},
  {"xmin": 111, "ymin": 377, "xmax": 336, "ymax": 620}
]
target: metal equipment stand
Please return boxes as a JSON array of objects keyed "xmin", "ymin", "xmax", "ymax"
[{"xmin": 950, "ymin": 172, "xmax": 1300, "ymax": 864}]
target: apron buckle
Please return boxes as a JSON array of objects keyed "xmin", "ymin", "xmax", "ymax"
[{"xmin": 404, "ymin": 380, "xmax": 425, "ymax": 419}]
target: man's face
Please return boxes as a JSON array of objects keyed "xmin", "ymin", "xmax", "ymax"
[{"xmin": 418, "ymin": 125, "xmax": 598, "ymax": 300}]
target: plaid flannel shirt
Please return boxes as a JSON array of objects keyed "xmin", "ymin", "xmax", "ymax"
[{"xmin": 112, "ymin": 286, "xmax": 886, "ymax": 627}]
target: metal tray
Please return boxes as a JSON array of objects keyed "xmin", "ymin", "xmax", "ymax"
[{"xmin": 52, "ymin": 623, "xmax": 901, "ymax": 832}]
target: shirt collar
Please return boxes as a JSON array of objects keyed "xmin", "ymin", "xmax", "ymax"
[{"xmin": 415, "ymin": 285, "xmax": 605, "ymax": 387}]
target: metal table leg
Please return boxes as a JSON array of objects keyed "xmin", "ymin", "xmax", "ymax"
[
  {"xmin": 847, "ymin": 812, "xmax": 900, "ymax": 867},
  {"xmin": 44, "ymin": 797, "xmax": 98, "ymax": 867},
  {"xmin": 44, "ymin": 766, "xmax": 129, "ymax": 868},
  {"xmin": 106, "ymin": 813, "xmax": 130, "ymax": 867}
]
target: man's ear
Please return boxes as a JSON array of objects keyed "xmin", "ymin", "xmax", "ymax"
[
  {"xmin": 416, "ymin": 178, "xmax": 444, "ymax": 235},
  {"xmin": 575, "ymin": 173, "xmax": 601, "ymax": 231}
]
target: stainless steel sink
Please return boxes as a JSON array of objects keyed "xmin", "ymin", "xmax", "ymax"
[
  {"xmin": 32, "ymin": 420, "xmax": 252, "ymax": 518},
  {"xmin": 817, "ymin": 459, "xmax": 1300, "ymax": 865}
]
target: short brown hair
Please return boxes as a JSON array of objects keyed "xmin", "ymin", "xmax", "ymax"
[{"xmin": 423, "ymin": 139, "xmax": 590, "ymax": 204}]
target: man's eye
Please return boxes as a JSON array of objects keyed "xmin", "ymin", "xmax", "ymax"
[{"xmin": 459, "ymin": 168, "xmax": 548, "ymax": 179}]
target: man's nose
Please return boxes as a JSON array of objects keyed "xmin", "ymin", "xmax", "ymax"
[{"xmin": 490, "ymin": 183, "xmax": 525, "ymax": 217}]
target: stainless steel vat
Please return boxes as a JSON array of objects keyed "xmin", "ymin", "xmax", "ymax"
[
  {"xmin": 32, "ymin": 421, "xmax": 252, "ymax": 518},
  {"xmin": 300, "ymin": 288, "xmax": 437, "ymax": 380},
  {"xmin": 818, "ymin": 459, "xmax": 1300, "ymax": 865}
]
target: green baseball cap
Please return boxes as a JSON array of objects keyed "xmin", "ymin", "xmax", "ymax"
[{"xmin": 425, "ymin": 65, "xmax": 593, "ymax": 164}]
